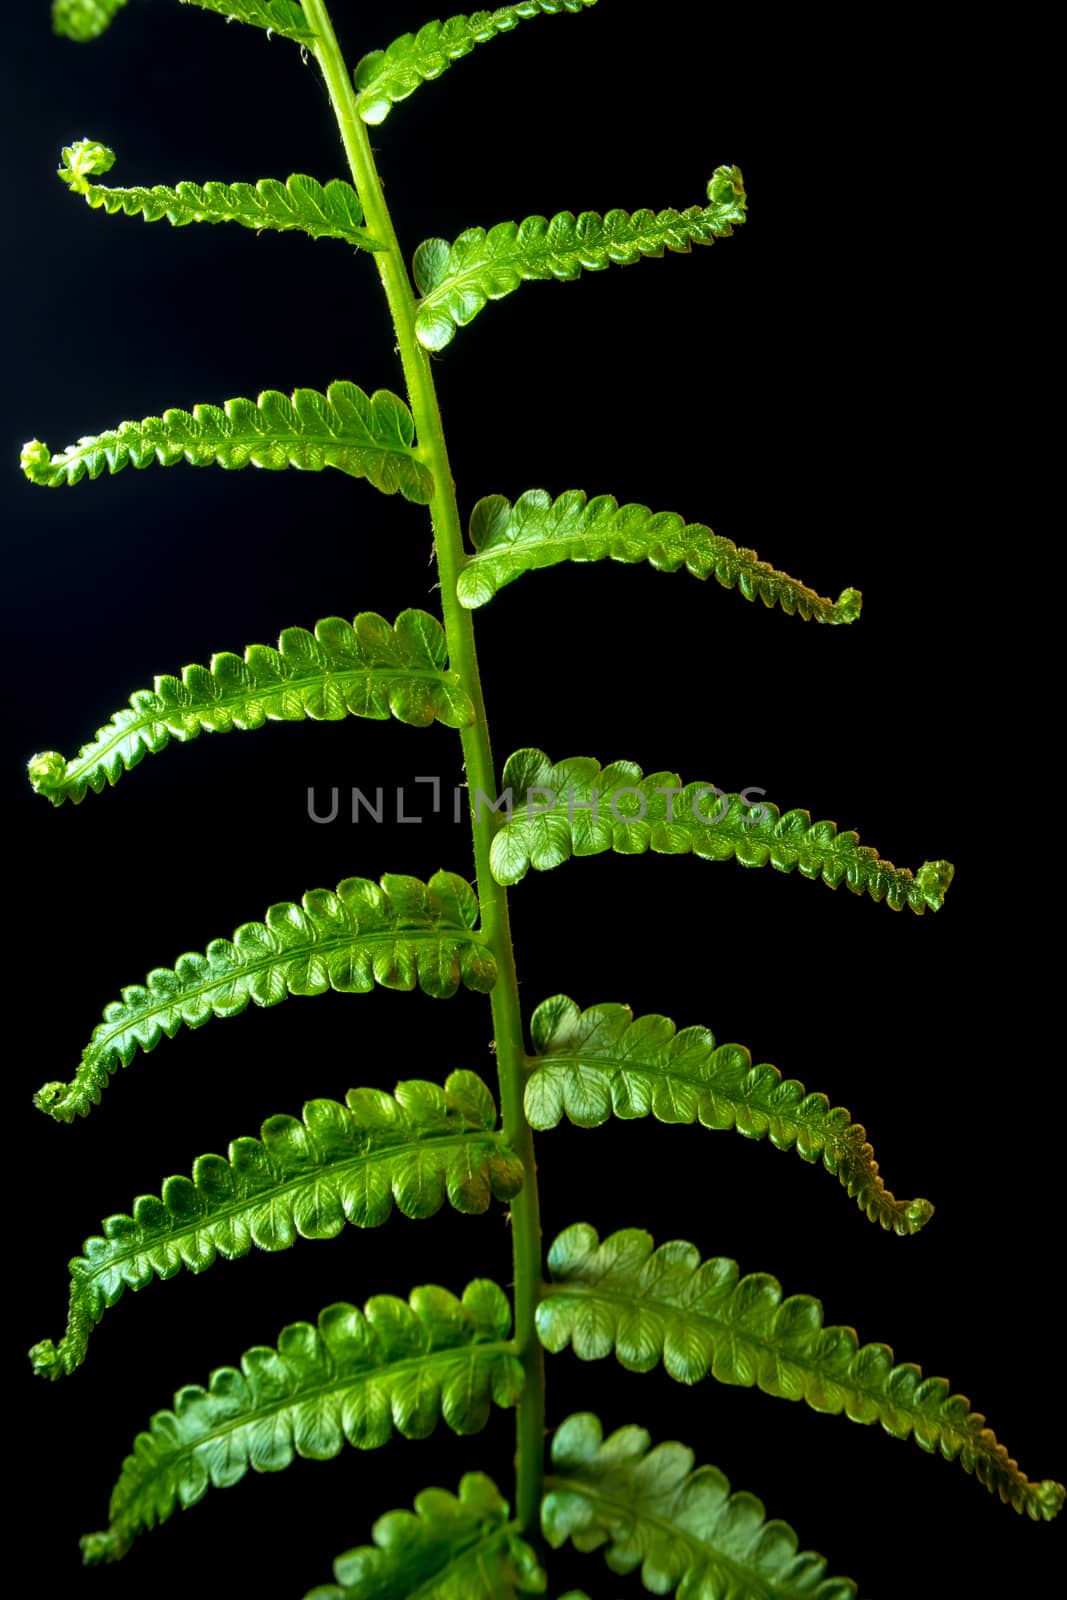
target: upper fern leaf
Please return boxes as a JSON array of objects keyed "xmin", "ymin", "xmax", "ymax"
[
  {"xmin": 303, "ymin": 1471, "xmax": 545, "ymax": 1599},
  {"xmin": 524, "ymin": 996, "xmax": 932, "ymax": 1236},
  {"xmin": 29, "ymin": 609, "xmax": 473, "ymax": 807},
  {"xmin": 353, "ymin": 2, "xmax": 598, "ymax": 126},
  {"xmin": 180, "ymin": 0, "xmax": 316, "ymax": 41},
  {"xmin": 543, "ymin": 1411, "xmax": 857, "ymax": 1599},
  {"xmin": 58, "ymin": 139, "xmax": 383, "ymax": 251},
  {"xmin": 413, "ymin": 168, "xmax": 746, "ymax": 350},
  {"xmin": 490, "ymin": 750, "xmax": 954, "ymax": 914},
  {"xmin": 81, "ymin": 1279, "xmax": 522, "ymax": 1564},
  {"xmin": 459, "ymin": 489, "xmax": 861, "ymax": 622},
  {"xmin": 21, "ymin": 382, "xmax": 434, "ymax": 502},
  {"xmin": 30, "ymin": 1071, "xmax": 523, "ymax": 1381},
  {"xmin": 34, "ymin": 872, "xmax": 496, "ymax": 1124},
  {"xmin": 537, "ymin": 1225, "xmax": 1065, "ymax": 1522},
  {"xmin": 52, "ymin": 0, "xmax": 127, "ymax": 37}
]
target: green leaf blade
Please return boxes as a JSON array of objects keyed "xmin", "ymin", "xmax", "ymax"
[
  {"xmin": 302, "ymin": 1471, "xmax": 545, "ymax": 1598},
  {"xmin": 21, "ymin": 381, "xmax": 434, "ymax": 503},
  {"xmin": 459, "ymin": 488, "xmax": 861, "ymax": 623},
  {"xmin": 543, "ymin": 1411, "xmax": 858, "ymax": 1599},
  {"xmin": 57, "ymin": 140, "xmax": 383, "ymax": 250},
  {"xmin": 414, "ymin": 169, "xmax": 746, "ymax": 350},
  {"xmin": 525, "ymin": 995, "xmax": 933, "ymax": 1235},
  {"xmin": 81, "ymin": 1280, "xmax": 521, "ymax": 1564},
  {"xmin": 354, "ymin": 2, "xmax": 599, "ymax": 126},
  {"xmin": 538, "ymin": 1227, "xmax": 1065, "ymax": 1521},
  {"xmin": 28, "ymin": 609, "xmax": 473, "ymax": 807},
  {"xmin": 34, "ymin": 873, "xmax": 495, "ymax": 1124},
  {"xmin": 30, "ymin": 1071, "xmax": 523, "ymax": 1380},
  {"xmin": 492, "ymin": 749, "xmax": 953, "ymax": 914}
]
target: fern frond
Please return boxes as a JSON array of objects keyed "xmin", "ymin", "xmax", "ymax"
[
  {"xmin": 57, "ymin": 139, "xmax": 383, "ymax": 251},
  {"xmin": 30, "ymin": 1072, "xmax": 523, "ymax": 1381},
  {"xmin": 413, "ymin": 168, "xmax": 746, "ymax": 351},
  {"xmin": 458, "ymin": 489, "xmax": 861, "ymax": 621},
  {"xmin": 34, "ymin": 873, "xmax": 496, "ymax": 1124},
  {"xmin": 524, "ymin": 996, "xmax": 932, "ymax": 1236},
  {"xmin": 490, "ymin": 749, "xmax": 954, "ymax": 914},
  {"xmin": 81, "ymin": 1279, "xmax": 522, "ymax": 1564},
  {"xmin": 52, "ymin": 0, "xmax": 128, "ymax": 38},
  {"xmin": 20, "ymin": 382, "xmax": 434, "ymax": 503},
  {"xmin": 543, "ymin": 1411, "xmax": 857, "ymax": 1599},
  {"xmin": 537, "ymin": 1226, "xmax": 1066, "ymax": 1522},
  {"xmin": 179, "ymin": 0, "xmax": 315, "ymax": 41},
  {"xmin": 354, "ymin": 2, "xmax": 598, "ymax": 126},
  {"xmin": 29, "ymin": 610, "xmax": 473, "ymax": 807},
  {"xmin": 303, "ymin": 1471, "xmax": 544, "ymax": 1599}
]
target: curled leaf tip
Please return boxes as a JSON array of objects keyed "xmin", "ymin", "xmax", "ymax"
[
  {"xmin": 707, "ymin": 163, "xmax": 746, "ymax": 213},
  {"xmin": 59, "ymin": 138, "xmax": 115, "ymax": 188},
  {"xmin": 833, "ymin": 586, "xmax": 863, "ymax": 623},
  {"xmin": 28, "ymin": 751, "xmax": 68, "ymax": 794},
  {"xmin": 903, "ymin": 1197, "xmax": 935, "ymax": 1233},
  {"xmin": 28, "ymin": 1340, "xmax": 63, "ymax": 1380},
  {"xmin": 917, "ymin": 858, "xmax": 954, "ymax": 909},
  {"xmin": 20, "ymin": 441, "xmax": 54, "ymax": 484}
]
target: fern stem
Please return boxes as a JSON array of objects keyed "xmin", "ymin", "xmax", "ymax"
[{"xmin": 305, "ymin": 0, "xmax": 546, "ymax": 1535}]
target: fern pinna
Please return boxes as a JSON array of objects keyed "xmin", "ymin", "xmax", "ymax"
[{"xmin": 18, "ymin": 1, "xmax": 1061, "ymax": 1595}]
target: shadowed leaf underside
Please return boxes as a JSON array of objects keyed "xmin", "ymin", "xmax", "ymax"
[
  {"xmin": 181, "ymin": 0, "xmax": 315, "ymax": 41},
  {"xmin": 524, "ymin": 996, "xmax": 932, "ymax": 1235},
  {"xmin": 354, "ymin": 2, "xmax": 598, "ymax": 125},
  {"xmin": 34, "ymin": 872, "xmax": 496, "ymax": 1124},
  {"xmin": 29, "ymin": 609, "xmax": 473, "ymax": 806},
  {"xmin": 543, "ymin": 1411, "xmax": 857, "ymax": 1599},
  {"xmin": 30, "ymin": 1071, "xmax": 523, "ymax": 1379},
  {"xmin": 537, "ymin": 1226, "xmax": 1065, "ymax": 1521},
  {"xmin": 21, "ymin": 382, "xmax": 434, "ymax": 502},
  {"xmin": 58, "ymin": 138, "xmax": 382, "ymax": 250},
  {"xmin": 82, "ymin": 1280, "xmax": 522, "ymax": 1563},
  {"xmin": 413, "ymin": 167, "xmax": 746, "ymax": 350},
  {"xmin": 491, "ymin": 750, "xmax": 954, "ymax": 913},
  {"xmin": 460, "ymin": 488, "xmax": 861, "ymax": 621},
  {"xmin": 304, "ymin": 1471, "xmax": 545, "ymax": 1599}
]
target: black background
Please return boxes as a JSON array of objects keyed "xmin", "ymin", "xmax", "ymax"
[{"xmin": 4, "ymin": 2, "xmax": 1060, "ymax": 1596}]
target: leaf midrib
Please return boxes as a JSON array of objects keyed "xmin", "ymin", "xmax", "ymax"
[
  {"xmin": 79, "ymin": 1128, "xmax": 509, "ymax": 1286},
  {"xmin": 543, "ymin": 1472, "xmax": 804, "ymax": 1600},
  {"xmin": 87, "ymin": 924, "xmax": 487, "ymax": 1063},
  {"xmin": 62, "ymin": 662, "xmax": 462, "ymax": 784},
  {"xmin": 420, "ymin": 204, "xmax": 722, "ymax": 314}
]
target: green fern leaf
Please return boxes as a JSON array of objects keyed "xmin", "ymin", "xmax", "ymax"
[
  {"xmin": 544, "ymin": 1411, "xmax": 856, "ymax": 1599},
  {"xmin": 28, "ymin": 609, "xmax": 473, "ymax": 807},
  {"xmin": 34, "ymin": 872, "xmax": 496, "ymax": 1124},
  {"xmin": 413, "ymin": 168, "xmax": 746, "ymax": 350},
  {"xmin": 81, "ymin": 1279, "xmax": 522, "ymax": 1564},
  {"xmin": 303, "ymin": 1471, "xmax": 545, "ymax": 1599},
  {"xmin": 354, "ymin": 2, "xmax": 598, "ymax": 126},
  {"xmin": 537, "ymin": 1226, "xmax": 1066, "ymax": 1522},
  {"xmin": 458, "ymin": 489, "xmax": 861, "ymax": 622},
  {"xmin": 490, "ymin": 749, "xmax": 954, "ymax": 914},
  {"xmin": 524, "ymin": 996, "xmax": 932, "ymax": 1236},
  {"xmin": 57, "ymin": 139, "xmax": 383, "ymax": 250},
  {"xmin": 179, "ymin": 0, "xmax": 315, "ymax": 41},
  {"xmin": 30, "ymin": 1071, "xmax": 523, "ymax": 1381},
  {"xmin": 52, "ymin": 0, "xmax": 128, "ymax": 38},
  {"xmin": 20, "ymin": 381, "xmax": 434, "ymax": 502}
]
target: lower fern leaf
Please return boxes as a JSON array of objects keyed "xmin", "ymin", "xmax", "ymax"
[
  {"xmin": 537, "ymin": 1226, "xmax": 1065, "ymax": 1521},
  {"xmin": 29, "ymin": 608, "xmax": 473, "ymax": 806},
  {"xmin": 459, "ymin": 488, "xmax": 861, "ymax": 622},
  {"xmin": 34, "ymin": 872, "xmax": 497, "ymax": 1124},
  {"xmin": 524, "ymin": 996, "xmax": 932, "ymax": 1235},
  {"xmin": 30, "ymin": 1071, "xmax": 523, "ymax": 1380},
  {"xmin": 81, "ymin": 1279, "xmax": 522, "ymax": 1564},
  {"xmin": 543, "ymin": 1411, "xmax": 857, "ymax": 1599},
  {"xmin": 491, "ymin": 749, "xmax": 954, "ymax": 914},
  {"xmin": 21, "ymin": 381, "xmax": 434, "ymax": 502},
  {"xmin": 303, "ymin": 1471, "xmax": 545, "ymax": 1599}
]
